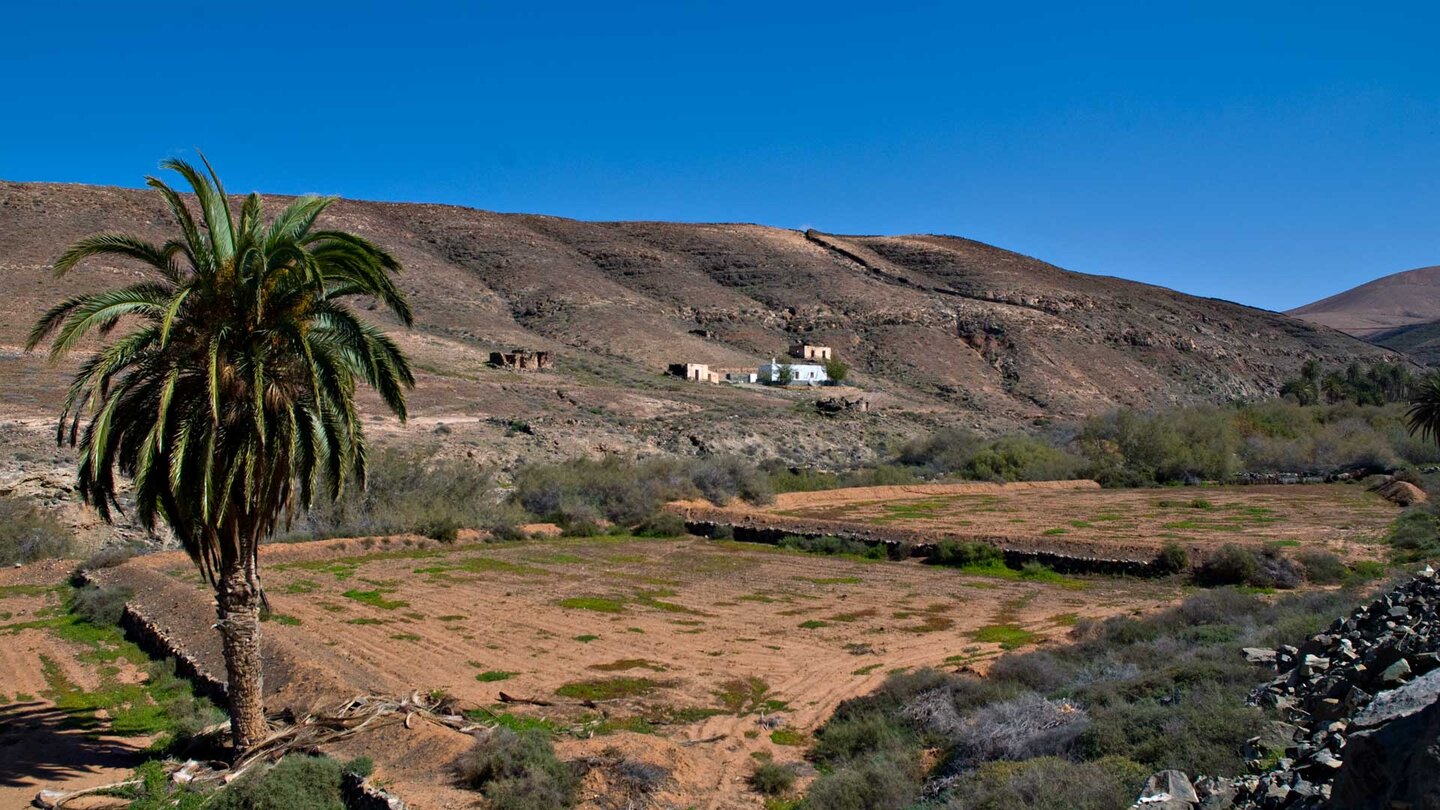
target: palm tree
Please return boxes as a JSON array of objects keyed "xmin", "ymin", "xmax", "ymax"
[
  {"xmin": 27, "ymin": 156, "xmax": 414, "ymax": 752},
  {"xmin": 1407, "ymin": 373, "xmax": 1440, "ymax": 445}
]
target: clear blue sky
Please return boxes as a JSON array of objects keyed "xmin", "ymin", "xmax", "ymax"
[{"xmin": 3, "ymin": 1, "xmax": 1436, "ymax": 311}]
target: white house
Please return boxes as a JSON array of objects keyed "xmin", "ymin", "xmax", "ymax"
[{"xmin": 759, "ymin": 358, "xmax": 828, "ymax": 385}]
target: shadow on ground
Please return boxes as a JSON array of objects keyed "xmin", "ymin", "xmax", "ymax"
[{"xmin": 0, "ymin": 700, "xmax": 147, "ymax": 792}]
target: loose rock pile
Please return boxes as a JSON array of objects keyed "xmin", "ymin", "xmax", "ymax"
[{"xmin": 1131, "ymin": 568, "xmax": 1440, "ymax": 810}]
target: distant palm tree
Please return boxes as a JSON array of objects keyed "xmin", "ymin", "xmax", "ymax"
[
  {"xmin": 27, "ymin": 156, "xmax": 414, "ymax": 751},
  {"xmin": 1407, "ymin": 373, "xmax": 1440, "ymax": 446}
]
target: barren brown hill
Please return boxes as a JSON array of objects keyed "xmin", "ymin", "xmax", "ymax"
[
  {"xmin": 0, "ymin": 180, "xmax": 1393, "ymax": 483},
  {"xmin": 1288, "ymin": 265, "xmax": 1440, "ymax": 338}
]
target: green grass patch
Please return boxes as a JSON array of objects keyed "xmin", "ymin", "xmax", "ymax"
[
  {"xmin": 555, "ymin": 676, "xmax": 669, "ymax": 701},
  {"xmin": 590, "ymin": 658, "xmax": 668, "ymax": 672},
  {"xmin": 770, "ymin": 728, "xmax": 808, "ymax": 746},
  {"xmin": 574, "ymin": 634, "xmax": 600, "ymax": 643},
  {"xmin": 558, "ymin": 596, "xmax": 628, "ymax": 613},
  {"xmin": 969, "ymin": 623, "xmax": 1038, "ymax": 649},
  {"xmin": 476, "ymin": 670, "xmax": 517, "ymax": 682},
  {"xmin": 341, "ymin": 589, "xmax": 408, "ymax": 610},
  {"xmin": 283, "ymin": 579, "xmax": 319, "ymax": 594},
  {"xmin": 851, "ymin": 663, "xmax": 883, "ymax": 676},
  {"xmin": 262, "ymin": 613, "xmax": 301, "ymax": 626},
  {"xmin": 798, "ymin": 619, "xmax": 829, "ymax": 629},
  {"xmin": 0, "ymin": 583, "xmax": 59, "ymax": 599}
]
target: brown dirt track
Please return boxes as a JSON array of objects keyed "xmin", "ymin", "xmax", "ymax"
[
  {"xmin": 97, "ymin": 534, "xmax": 1185, "ymax": 809},
  {"xmin": 672, "ymin": 481, "xmax": 1397, "ymax": 563}
]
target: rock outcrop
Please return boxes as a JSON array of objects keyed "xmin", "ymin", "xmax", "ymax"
[{"xmin": 1132, "ymin": 568, "xmax": 1440, "ymax": 810}]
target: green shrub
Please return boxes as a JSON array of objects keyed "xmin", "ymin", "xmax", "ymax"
[
  {"xmin": 634, "ymin": 511, "xmax": 688, "ymax": 538},
  {"xmin": 1295, "ymin": 549, "xmax": 1346, "ymax": 584},
  {"xmin": 513, "ymin": 455, "xmax": 771, "ymax": 526},
  {"xmin": 0, "ymin": 495, "xmax": 73, "ymax": 565},
  {"xmin": 749, "ymin": 761, "xmax": 796, "ymax": 796},
  {"xmin": 415, "ymin": 516, "xmax": 460, "ymax": 543},
  {"xmin": 1076, "ymin": 685, "xmax": 1265, "ymax": 775},
  {"xmin": 455, "ymin": 728, "xmax": 579, "ymax": 809},
  {"xmin": 210, "ymin": 754, "xmax": 372, "ymax": 810},
  {"xmin": 559, "ymin": 518, "xmax": 601, "ymax": 538},
  {"xmin": 71, "ymin": 583, "xmax": 133, "ymax": 626},
  {"xmin": 777, "ymin": 534, "xmax": 885, "ymax": 559},
  {"xmin": 961, "ymin": 435, "xmax": 1086, "ymax": 482},
  {"xmin": 1194, "ymin": 544, "xmax": 1259, "ymax": 587},
  {"xmin": 802, "ymin": 752, "xmax": 920, "ymax": 810},
  {"xmin": 284, "ymin": 450, "xmax": 507, "ymax": 541},
  {"xmin": 1389, "ymin": 507, "xmax": 1440, "ymax": 561},
  {"xmin": 1154, "ymin": 542, "xmax": 1189, "ymax": 575},
  {"xmin": 809, "ymin": 710, "xmax": 915, "ymax": 766},
  {"xmin": 939, "ymin": 756, "xmax": 1149, "ymax": 810},
  {"xmin": 926, "ymin": 541, "xmax": 1004, "ymax": 569}
]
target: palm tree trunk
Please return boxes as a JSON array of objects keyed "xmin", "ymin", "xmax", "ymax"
[{"xmin": 217, "ymin": 549, "xmax": 267, "ymax": 752}]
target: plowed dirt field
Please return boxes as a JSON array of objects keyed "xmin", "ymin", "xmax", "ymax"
[{"xmin": 107, "ymin": 534, "xmax": 1188, "ymax": 808}]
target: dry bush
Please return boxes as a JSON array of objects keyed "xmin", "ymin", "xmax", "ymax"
[
  {"xmin": 942, "ymin": 693, "xmax": 1089, "ymax": 767},
  {"xmin": 0, "ymin": 494, "xmax": 73, "ymax": 565}
]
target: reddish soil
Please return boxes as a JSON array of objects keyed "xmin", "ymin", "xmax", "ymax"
[{"xmin": 675, "ymin": 481, "xmax": 1397, "ymax": 563}]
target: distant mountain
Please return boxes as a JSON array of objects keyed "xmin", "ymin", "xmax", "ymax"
[
  {"xmin": 1288, "ymin": 266, "xmax": 1440, "ymax": 338},
  {"xmin": 1367, "ymin": 319, "xmax": 1440, "ymax": 367},
  {"xmin": 0, "ymin": 180, "xmax": 1396, "ymax": 472}
]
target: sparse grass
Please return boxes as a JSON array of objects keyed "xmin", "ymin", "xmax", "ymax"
[
  {"xmin": 798, "ymin": 576, "xmax": 863, "ymax": 585},
  {"xmin": 799, "ymin": 619, "xmax": 829, "ymax": 629},
  {"xmin": 557, "ymin": 596, "xmax": 627, "ymax": 613},
  {"xmin": 827, "ymin": 608, "xmax": 878, "ymax": 623},
  {"xmin": 554, "ymin": 676, "xmax": 669, "ymax": 701},
  {"xmin": 899, "ymin": 615, "xmax": 955, "ymax": 633},
  {"xmin": 262, "ymin": 613, "xmax": 302, "ymax": 626},
  {"xmin": 715, "ymin": 676, "xmax": 787, "ymax": 715},
  {"xmin": 770, "ymin": 728, "xmax": 808, "ymax": 746},
  {"xmin": 476, "ymin": 670, "xmax": 517, "ymax": 682},
  {"xmin": 391, "ymin": 632, "xmax": 421, "ymax": 642},
  {"xmin": 590, "ymin": 658, "xmax": 668, "ymax": 672},
  {"xmin": 970, "ymin": 623, "xmax": 1038, "ymax": 649},
  {"xmin": 574, "ymin": 634, "xmax": 600, "ymax": 643},
  {"xmin": 341, "ymin": 589, "xmax": 409, "ymax": 610}
]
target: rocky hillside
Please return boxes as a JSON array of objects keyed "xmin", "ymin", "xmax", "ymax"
[
  {"xmin": 1288, "ymin": 265, "xmax": 1440, "ymax": 339},
  {"xmin": 0, "ymin": 180, "xmax": 1393, "ymax": 480}
]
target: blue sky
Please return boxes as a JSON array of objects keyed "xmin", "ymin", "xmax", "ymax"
[{"xmin": 3, "ymin": 1, "xmax": 1436, "ymax": 311}]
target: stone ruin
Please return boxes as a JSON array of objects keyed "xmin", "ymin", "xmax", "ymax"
[
  {"xmin": 815, "ymin": 395, "xmax": 870, "ymax": 415},
  {"xmin": 488, "ymin": 349, "xmax": 552, "ymax": 372}
]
